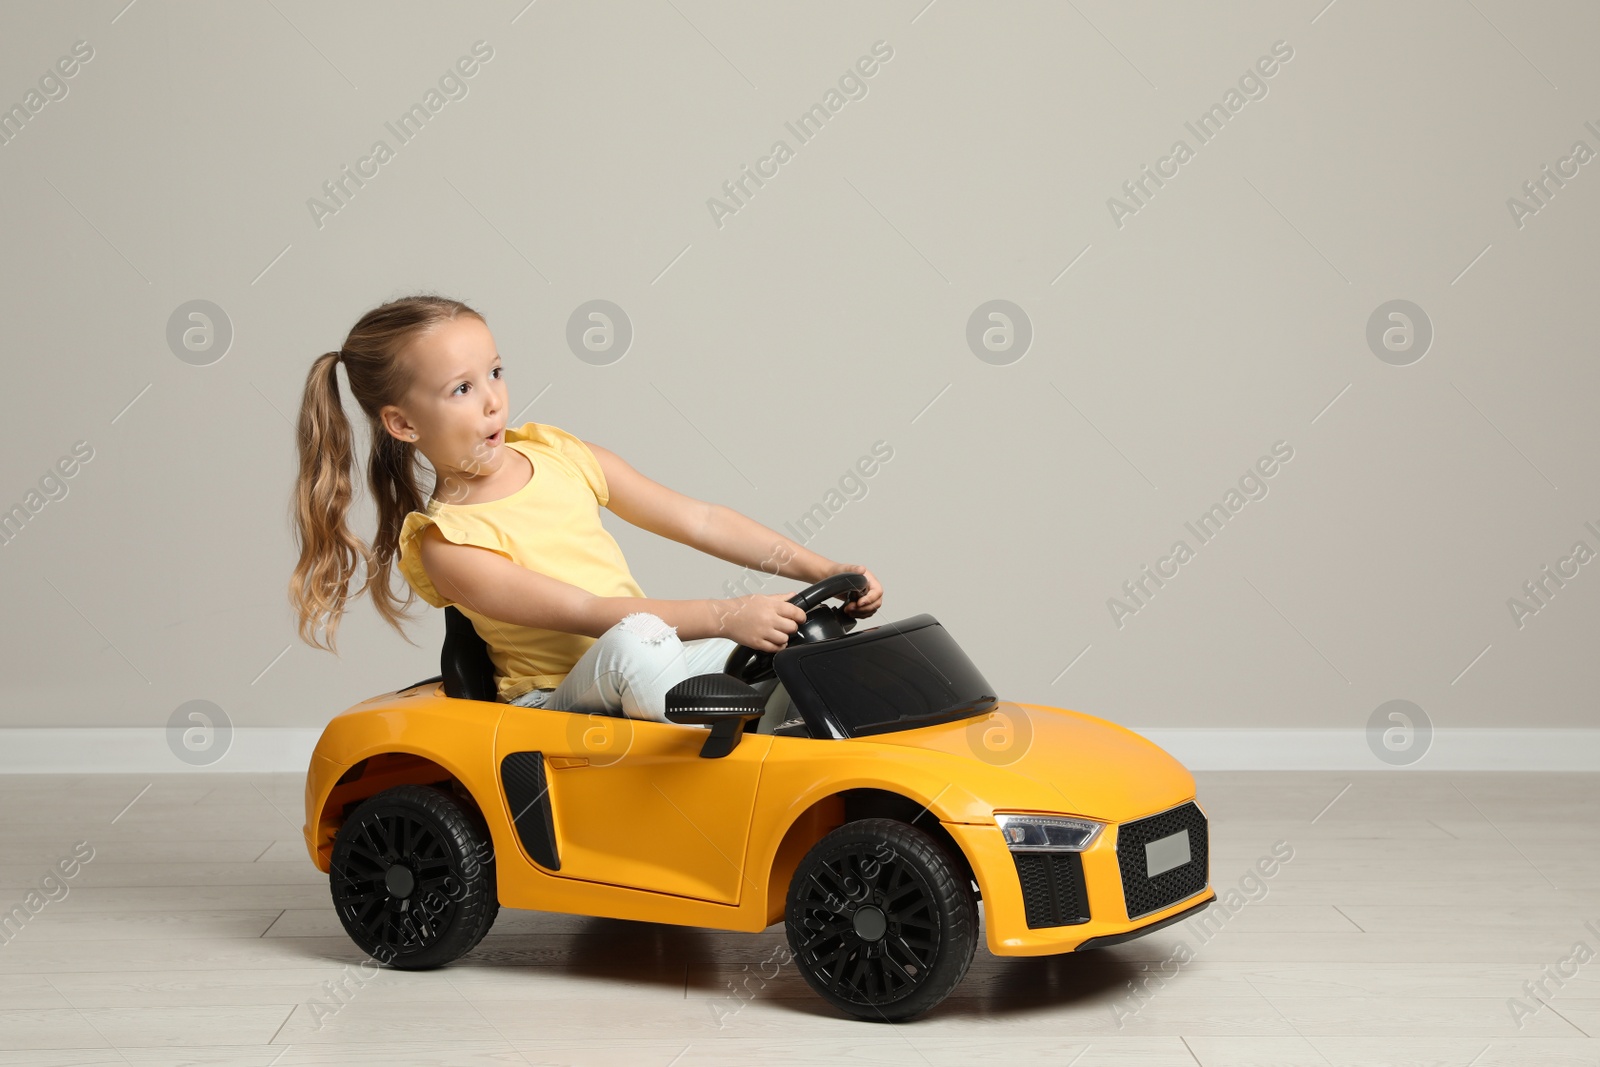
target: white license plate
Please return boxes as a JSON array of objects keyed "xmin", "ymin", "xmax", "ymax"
[{"xmin": 1144, "ymin": 829, "xmax": 1191, "ymax": 877}]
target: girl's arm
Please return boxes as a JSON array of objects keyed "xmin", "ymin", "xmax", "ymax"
[
  {"xmin": 417, "ymin": 524, "xmax": 756, "ymax": 642},
  {"xmin": 696, "ymin": 504, "xmax": 882, "ymax": 617},
  {"xmin": 586, "ymin": 440, "xmax": 883, "ymax": 615},
  {"xmin": 694, "ymin": 502, "xmax": 833, "ymax": 583}
]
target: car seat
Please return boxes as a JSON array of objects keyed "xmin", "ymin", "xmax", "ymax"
[{"xmin": 441, "ymin": 605, "xmax": 498, "ymax": 702}]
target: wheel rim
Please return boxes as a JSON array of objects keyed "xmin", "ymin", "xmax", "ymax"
[
  {"xmin": 332, "ymin": 808, "xmax": 462, "ymax": 957},
  {"xmin": 792, "ymin": 842, "xmax": 940, "ymax": 1006}
]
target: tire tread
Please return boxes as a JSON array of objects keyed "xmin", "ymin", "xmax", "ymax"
[
  {"xmin": 329, "ymin": 783, "xmax": 499, "ymax": 970},
  {"xmin": 785, "ymin": 817, "xmax": 977, "ymax": 1021}
]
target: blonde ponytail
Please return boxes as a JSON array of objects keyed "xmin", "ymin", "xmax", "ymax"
[{"xmin": 287, "ymin": 296, "xmax": 486, "ymax": 654}]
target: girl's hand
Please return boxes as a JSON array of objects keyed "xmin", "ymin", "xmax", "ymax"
[
  {"xmin": 712, "ymin": 593, "xmax": 809, "ymax": 652},
  {"xmin": 826, "ymin": 562, "xmax": 882, "ymax": 619}
]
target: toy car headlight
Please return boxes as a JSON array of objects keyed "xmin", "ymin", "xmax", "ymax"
[{"xmin": 993, "ymin": 813, "xmax": 1103, "ymax": 852}]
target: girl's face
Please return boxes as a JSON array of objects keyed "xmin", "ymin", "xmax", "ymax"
[{"xmin": 383, "ymin": 315, "xmax": 510, "ymax": 489}]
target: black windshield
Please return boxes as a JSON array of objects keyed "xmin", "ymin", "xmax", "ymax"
[{"xmin": 774, "ymin": 615, "xmax": 997, "ymax": 737}]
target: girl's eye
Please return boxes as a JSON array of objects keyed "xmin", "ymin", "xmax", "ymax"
[
  {"xmin": 452, "ymin": 367, "xmax": 501, "ymax": 395},
  {"xmin": 453, "ymin": 382, "xmax": 469, "ymax": 396}
]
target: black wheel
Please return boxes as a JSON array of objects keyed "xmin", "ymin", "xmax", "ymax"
[
  {"xmin": 328, "ymin": 784, "xmax": 499, "ymax": 969},
  {"xmin": 785, "ymin": 818, "xmax": 977, "ymax": 1022}
]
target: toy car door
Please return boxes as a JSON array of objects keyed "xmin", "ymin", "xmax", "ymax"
[{"xmin": 495, "ymin": 710, "xmax": 774, "ymax": 904}]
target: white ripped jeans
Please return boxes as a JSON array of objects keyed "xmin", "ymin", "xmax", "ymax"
[{"xmin": 507, "ymin": 612, "xmax": 778, "ymax": 722}]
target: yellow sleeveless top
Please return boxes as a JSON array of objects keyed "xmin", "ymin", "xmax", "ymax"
[{"xmin": 396, "ymin": 421, "xmax": 647, "ymax": 702}]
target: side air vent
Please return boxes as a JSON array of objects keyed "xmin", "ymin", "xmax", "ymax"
[{"xmin": 500, "ymin": 751, "xmax": 560, "ymax": 870}]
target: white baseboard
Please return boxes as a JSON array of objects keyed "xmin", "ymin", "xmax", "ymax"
[
  {"xmin": 1134, "ymin": 728, "xmax": 1600, "ymax": 771},
  {"xmin": 0, "ymin": 727, "xmax": 1597, "ymax": 774}
]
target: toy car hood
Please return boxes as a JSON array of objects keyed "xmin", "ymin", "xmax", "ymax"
[{"xmin": 853, "ymin": 699, "xmax": 1196, "ymax": 824}]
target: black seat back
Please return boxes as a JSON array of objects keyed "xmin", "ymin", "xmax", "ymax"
[{"xmin": 442, "ymin": 605, "xmax": 498, "ymax": 702}]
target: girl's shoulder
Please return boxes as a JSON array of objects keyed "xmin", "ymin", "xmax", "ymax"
[
  {"xmin": 503, "ymin": 421, "xmax": 608, "ymax": 504},
  {"xmin": 396, "ymin": 506, "xmax": 515, "ymax": 609},
  {"xmin": 399, "ymin": 505, "xmax": 477, "ymax": 549},
  {"xmin": 505, "ymin": 420, "xmax": 583, "ymax": 452}
]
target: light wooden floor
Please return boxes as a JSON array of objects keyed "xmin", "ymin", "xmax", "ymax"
[{"xmin": 0, "ymin": 771, "xmax": 1596, "ymax": 1066}]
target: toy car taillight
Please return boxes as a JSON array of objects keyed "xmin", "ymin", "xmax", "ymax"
[{"xmin": 994, "ymin": 813, "xmax": 1104, "ymax": 852}]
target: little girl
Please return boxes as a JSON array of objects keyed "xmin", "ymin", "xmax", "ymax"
[{"xmin": 287, "ymin": 293, "xmax": 883, "ymax": 722}]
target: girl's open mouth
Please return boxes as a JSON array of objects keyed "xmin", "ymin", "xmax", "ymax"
[{"xmin": 486, "ymin": 430, "xmax": 502, "ymax": 445}]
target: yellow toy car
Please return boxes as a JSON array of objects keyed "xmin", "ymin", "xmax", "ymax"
[{"xmin": 302, "ymin": 573, "xmax": 1214, "ymax": 1021}]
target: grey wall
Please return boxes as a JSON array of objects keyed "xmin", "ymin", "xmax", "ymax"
[{"xmin": 1, "ymin": 1, "xmax": 1595, "ymax": 746}]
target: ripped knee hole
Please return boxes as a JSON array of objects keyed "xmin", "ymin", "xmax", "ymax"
[{"xmin": 618, "ymin": 611, "xmax": 678, "ymax": 645}]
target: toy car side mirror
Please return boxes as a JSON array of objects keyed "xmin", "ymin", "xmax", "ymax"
[{"xmin": 664, "ymin": 674, "xmax": 768, "ymax": 759}]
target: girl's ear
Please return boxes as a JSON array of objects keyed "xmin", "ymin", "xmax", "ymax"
[{"xmin": 378, "ymin": 406, "xmax": 417, "ymax": 443}]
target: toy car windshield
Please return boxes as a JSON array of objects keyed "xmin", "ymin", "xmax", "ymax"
[{"xmin": 775, "ymin": 613, "xmax": 998, "ymax": 738}]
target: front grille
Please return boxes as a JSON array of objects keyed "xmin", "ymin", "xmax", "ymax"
[
  {"xmin": 1116, "ymin": 801, "xmax": 1208, "ymax": 920},
  {"xmin": 1012, "ymin": 851, "xmax": 1090, "ymax": 928}
]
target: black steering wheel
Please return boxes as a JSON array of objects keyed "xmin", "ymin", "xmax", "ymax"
[{"xmin": 723, "ymin": 572, "xmax": 870, "ymax": 685}]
